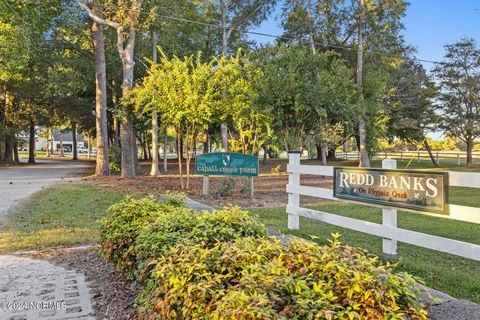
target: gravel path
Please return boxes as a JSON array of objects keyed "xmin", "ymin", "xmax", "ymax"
[{"xmin": 0, "ymin": 159, "xmax": 96, "ymax": 320}]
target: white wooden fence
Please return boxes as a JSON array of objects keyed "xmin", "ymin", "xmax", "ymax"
[
  {"xmin": 286, "ymin": 152, "xmax": 480, "ymax": 261},
  {"xmin": 336, "ymin": 150, "xmax": 480, "ymax": 165}
]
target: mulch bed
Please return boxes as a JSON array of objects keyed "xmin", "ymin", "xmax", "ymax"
[
  {"xmin": 83, "ymin": 159, "xmax": 333, "ymax": 208},
  {"xmin": 35, "ymin": 247, "xmax": 139, "ymax": 320}
]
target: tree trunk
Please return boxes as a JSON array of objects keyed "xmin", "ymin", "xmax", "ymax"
[
  {"xmin": 356, "ymin": 0, "xmax": 370, "ymax": 168},
  {"xmin": 185, "ymin": 131, "xmax": 191, "ymax": 189},
  {"xmin": 466, "ymin": 138, "xmax": 474, "ymax": 167},
  {"xmin": 72, "ymin": 122, "xmax": 78, "ymax": 160},
  {"xmin": 59, "ymin": 129, "xmax": 64, "ymax": 156},
  {"xmin": 424, "ymin": 139, "xmax": 439, "ymax": 167},
  {"xmin": 46, "ymin": 127, "xmax": 51, "ymax": 157},
  {"xmin": 179, "ymin": 136, "xmax": 185, "ymax": 160},
  {"xmin": 49, "ymin": 128, "xmax": 54, "ymax": 155},
  {"xmin": 142, "ymin": 133, "xmax": 148, "ymax": 160},
  {"xmin": 321, "ymin": 144, "xmax": 327, "ymax": 166},
  {"xmin": 3, "ymin": 134, "xmax": 13, "ymax": 163},
  {"xmin": 262, "ymin": 144, "xmax": 267, "ymax": 165},
  {"xmin": 111, "ymin": 79, "xmax": 120, "ymax": 147},
  {"xmin": 220, "ymin": 0, "xmax": 230, "ymax": 152},
  {"xmin": 203, "ymin": 128, "xmax": 209, "ymax": 154},
  {"xmin": 13, "ymin": 136, "xmax": 19, "ymax": 163},
  {"xmin": 133, "ymin": 125, "xmax": 139, "ymax": 170},
  {"xmin": 149, "ymin": 32, "xmax": 160, "ymax": 175},
  {"xmin": 28, "ymin": 121, "xmax": 35, "ymax": 164},
  {"xmin": 316, "ymin": 144, "xmax": 322, "ymax": 160},
  {"xmin": 113, "ymin": 116, "xmax": 120, "ymax": 147},
  {"xmin": 92, "ymin": 16, "xmax": 110, "ymax": 175},
  {"xmin": 163, "ymin": 129, "xmax": 168, "ymax": 172},
  {"xmin": 87, "ymin": 133, "xmax": 91, "ymax": 160},
  {"xmin": 176, "ymin": 130, "xmax": 184, "ymax": 189},
  {"xmin": 119, "ymin": 26, "xmax": 138, "ymax": 178}
]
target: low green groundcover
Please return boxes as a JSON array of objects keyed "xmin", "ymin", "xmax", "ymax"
[{"xmin": 100, "ymin": 197, "xmax": 428, "ymax": 319}]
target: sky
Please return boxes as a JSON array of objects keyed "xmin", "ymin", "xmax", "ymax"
[{"xmin": 248, "ymin": 0, "xmax": 480, "ymax": 71}]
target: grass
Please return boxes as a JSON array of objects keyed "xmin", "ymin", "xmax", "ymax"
[
  {"xmin": 249, "ymin": 190, "xmax": 480, "ymax": 303},
  {"xmin": 0, "ymin": 184, "xmax": 125, "ymax": 253}
]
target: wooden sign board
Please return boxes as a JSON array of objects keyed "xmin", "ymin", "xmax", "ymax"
[
  {"xmin": 333, "ymin": 167, "xmax": 449, "ymax": 214},
  {"xmin": 195, "ymin": 152, "xmax": 259, "ymax": 177}
]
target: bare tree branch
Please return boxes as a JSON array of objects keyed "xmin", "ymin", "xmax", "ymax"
[{"xmin": 75, "ymin": 0, "xmax": 122, "ymax": 29}]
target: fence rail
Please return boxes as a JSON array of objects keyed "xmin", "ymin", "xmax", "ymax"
[
  {"xmin": 336, "ymin": 151, "xmax": 480, "ymax": 165},
  {"xmin": 286, "ymin": 152, "xmax": 480, "ymax": 261}
]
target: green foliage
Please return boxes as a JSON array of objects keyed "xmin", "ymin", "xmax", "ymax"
[
  {"xmin": 427, "ymin": 137, "xmax": 460, "ymax": 151},
  {"xmin": 432, "ymin": 38, "xmax": 480, "ymax": 165},
  {"xmin": 213, "ymin": 178, "xmax": 236, "ymax": 198},
  {"xmin": 133, "ymin": 206, "xmax": 267, "ymax": 280},
  {"xmin": 217, "ymin": 52, "xmax": 272, "ymax": 154},
  {"xmin": 270, "ymin": 164, "xmax": 282, "ymax": 175},
  {"xmin": 240, "ymin": 179, "xmax": 252, "ymax": 198},
  {"xmin": 100, "ymin": 196, "xmax": 185, "ymax": 277},
  {"xmin": 137, "ymin": 235, "xmax": 428, "ymax": 319},
  {"xmin": 109, "ymin": 145, "xmax": 122, "ymax": 174},
  {"xmin": 256, "ymin": 44, "xmax": 354, "ymax": 151},
  {"xmin": 158, "ymin": 191, "xmax": 186, "ymax": 207}
]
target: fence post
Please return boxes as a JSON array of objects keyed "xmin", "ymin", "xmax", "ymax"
[
  {"xmin": 417, "ymin": 152, "xmax": 420, "ymax": 163},
  {"xmin": 457, "ymin": 153, "xmax": 460, "ymax": 166},
  {"xmin": 436, "ymin": 152, "xmax": 440, "ymax": 165},
  {"xmin": 382, "ymin": 159, "xmax": 397, "ymax": 261},
  {"xmin": 400, "ymin": 151, "xmax": 403, "ymax": 162},
  {"xmin": 202, "ymin": 175, "xmax": 210, "ymax": 196},
  {"xmin": 287, "ymin": 151, "xmax": 301, "ymax": 230}
]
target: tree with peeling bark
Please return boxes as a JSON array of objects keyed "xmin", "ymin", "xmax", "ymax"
[
  {"xmin": 91, "ymin": 5, "xmax": 110, "ymax": 176},
  {"xmin": 149, "ymin": 31, "xmax": 160, "ymax": 176},
  {"xmin": 76, "ymin": 0, "xmax": 143, "ymax": 179}
]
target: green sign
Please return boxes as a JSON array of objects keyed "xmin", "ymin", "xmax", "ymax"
[
  {"xmin": 333, "ymin": 167, "xmax": 449, "ymax": 214},
  {"xmin": 196, "ymin": 152, "xmax": 259, "ymax": 177}
]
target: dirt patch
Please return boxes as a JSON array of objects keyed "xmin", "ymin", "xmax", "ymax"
[
  {"xmin": 83, "ymin": 160, "xmax": 332, "ymax": 208},
  {"xmin": 35, "ymin": 247, "xmax": 139, "ymax": 320}
]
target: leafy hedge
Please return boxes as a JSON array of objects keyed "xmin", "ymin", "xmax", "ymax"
[
  {"xmin": 137, "ymin": 236, "xmax": 428, "ymax": 320},
  {"xmin": 133, "ymin": 206, "xmax": 267, "ymax": 280},
  {"xmin": 100, "ymin": 197, "xmax": 428, "ymax": 319},
  {"xmin": 100, "ymin": 195, "xmax": 186, "ymax": 276}
]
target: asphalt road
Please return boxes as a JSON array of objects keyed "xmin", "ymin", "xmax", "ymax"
[{"xmin": 0, "ymin": 159, "xmax": 92, "ymax": 215}]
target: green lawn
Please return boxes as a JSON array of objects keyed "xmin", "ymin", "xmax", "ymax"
[
  {"xmin": 0, "ymin": 184, "xmax": 125, "ymax": 253},
  {"xmin": 250, "ymin": 189, "xmax": 480, "ymax": 303}
]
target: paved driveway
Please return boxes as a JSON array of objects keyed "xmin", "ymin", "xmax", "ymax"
[
  {"xmin": 0, "ymin": 159, "xmax": 95, "ymax": 319},
  {"xmin": 0, "ymin": 159, "xmax": 92, "ymax": 215}
]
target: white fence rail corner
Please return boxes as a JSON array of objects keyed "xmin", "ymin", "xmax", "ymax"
[{"xmin": 286, "ymin": 152, "xmax": 480, "ymax": 261}]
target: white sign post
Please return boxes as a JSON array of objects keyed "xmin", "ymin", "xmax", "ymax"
[
  {"xmin": 288, "ymin": 152, "xmax": 301, "ymax": 230},
  {"xmin": 381, "ymin": 159, "xmax": 398, "ymax": 261}
]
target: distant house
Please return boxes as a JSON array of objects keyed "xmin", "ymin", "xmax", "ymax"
[{"xmin": 52, "ymin": 130, "xmax": 85, "ymax": 152}]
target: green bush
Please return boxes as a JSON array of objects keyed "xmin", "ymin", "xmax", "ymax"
[
  {"xmin": 270, "ymin": 164, "xmax": 282, "ymax": 175},
  {"xmin": 137, "ymin": 235, "xmax": 428, "ymax": 320},
  {"xmin": 213, "ymin": 178, "xmax": 236, "ymax": 198},
  {"xmin": 109, "ymin": 145, "xmax": 122, "ymax": 174},
  {"xmin": 100, "ymin": 195, "xmax": 184, "ymax": 277},
  {"xmin": 133, "ymin": 206, "xmax": 267, "ymax": 281}
]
